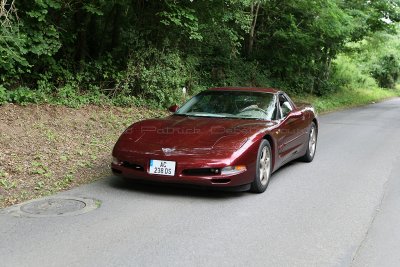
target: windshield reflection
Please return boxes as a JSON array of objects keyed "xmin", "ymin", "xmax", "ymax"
[{"xmin": 176, "ymin": 91, "xmax": 276, "ymax": 120}]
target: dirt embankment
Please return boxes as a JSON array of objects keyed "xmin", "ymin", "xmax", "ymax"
[{"xmin": 0, "ymin": 104, "xmax": 162, "ymax": 208}]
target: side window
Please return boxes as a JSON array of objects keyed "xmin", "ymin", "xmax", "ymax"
[{"xmin": 279, "ymin": 94, "xmax": 293, "ymax": 118}]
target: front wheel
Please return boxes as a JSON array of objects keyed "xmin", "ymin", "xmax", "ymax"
[
  {"xmin": 250, "ymin": 139, "xmax": 272, "ymax": 193},
  {"xmin": 301, "ymin": 122, "xmax": 317, "ymax": 162}
]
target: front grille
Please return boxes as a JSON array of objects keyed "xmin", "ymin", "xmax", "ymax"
[
  {"xmin": 182, "ymin": 168, "xmax": 220, "ymax": 176},
  {"xmin": 121, "ymin": 161, "xmax": 144, "ymax": 171}
]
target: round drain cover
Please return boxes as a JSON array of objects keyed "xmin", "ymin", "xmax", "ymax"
[
  {"xmin": 21, "ymin": 198, "xmax": 86, "ymax": 216},
  {"xmin": 1, "ymin": 196, "xmax": 100, "ymax": 218}
]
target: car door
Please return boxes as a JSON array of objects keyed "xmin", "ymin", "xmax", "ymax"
[{"xmin": 276, "ymin": 94, "xmax": 305, "ymax": 163}]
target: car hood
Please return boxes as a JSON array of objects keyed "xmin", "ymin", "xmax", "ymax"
[{"xmin": 114, "ymin": 115, "xmax": 276, "ymax": 155}]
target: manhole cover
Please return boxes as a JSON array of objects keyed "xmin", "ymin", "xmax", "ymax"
[
  {"xmin": 1, "ymin": 196, "xmax": 100, "ymax": 218},
  {"xmin": 21, "ymin": 198, "xmax": 86, "ymax": 216}
]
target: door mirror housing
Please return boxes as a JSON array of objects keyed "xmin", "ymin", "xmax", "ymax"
[
  {"xmin": 290, "ymin": 111, "xmax": 303, "ymax": 119},
  {"xmin": 168, "ymin": 104, "xmax": 179, "ymax": 113}
]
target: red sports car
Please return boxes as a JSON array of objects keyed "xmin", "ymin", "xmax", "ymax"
[{"xmin": 111, "ymin": 87, "xmax": 318, "ymax": 193}]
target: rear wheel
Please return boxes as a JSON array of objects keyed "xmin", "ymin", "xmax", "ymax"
[
  {"xmin": 251, "ymin": 139, "xmax": 272, "ymax": 193},
  {"xmin": 301, "ymin": 122, "xmax": 317, "ymax": 162}
]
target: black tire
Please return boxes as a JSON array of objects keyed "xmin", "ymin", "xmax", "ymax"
[
  {"xmin": 250, "ymin": 139, "xmax": 272, "ymax": 193},
  {"xmin": 301, "ymin": 122, "xmax": 317, "ymax": 162}
]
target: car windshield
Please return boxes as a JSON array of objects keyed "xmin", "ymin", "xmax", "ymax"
[{"xmin": 176, "ymin": 90, "xmax": 277, "ymax": 120}]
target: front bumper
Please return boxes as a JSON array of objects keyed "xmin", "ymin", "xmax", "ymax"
[{"xmin": 110, "ymin": 157, "xmax": 255, "ymax": 188}]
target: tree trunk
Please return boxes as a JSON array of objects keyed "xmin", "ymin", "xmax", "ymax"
[
  {"xmin": 313, "ymin": 47, "xmax": 332, "ymax": 95},
  {"xmin": 74, "ymin": 6, "xmax": 91, "ymax": 65},
  {"xmin": 246, "ymin": 2, "xmax": 261, "ymax": 58},
  {"xmin": 110, "ymin": 4, "xmax": 122, "ymax": 51}
]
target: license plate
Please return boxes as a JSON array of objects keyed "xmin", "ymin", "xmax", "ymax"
[{"xmin": 149, "ymin": 160, "xmax": 176, "ymax": 176}]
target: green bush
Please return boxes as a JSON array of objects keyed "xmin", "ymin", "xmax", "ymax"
[
  {"xmin": 0, "ymin": 85, "xmax": 9, "ymax": 104},
  {"xmin": 331, "ymin": 55, "xmax": 378, "ymax": 91},
  {"xmin": 371, "ymin": 54, "xmax": 400, "ymax": 89},
  {"xmin": 221, "ymin": 59, "xmax": 272, "ymax": 88},
  {"xmin": 55, "ymin": 85, "xmax": 108, "ymax": 108},
  {"xmin": 117, "ymin": 48, "xmax": 199, "ymax": 107},
  {"xmin": 9, "ymin": 87, "xmax": 41, "ymax": 105}
]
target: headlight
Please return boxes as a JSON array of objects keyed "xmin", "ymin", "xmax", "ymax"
[
  {"xmin": 220, "ymin": 165, "xmax": 247, "ymax": 175},
  {"xmin": 112, "ymin": 156, "xmax": 121, "ymax": 165}
]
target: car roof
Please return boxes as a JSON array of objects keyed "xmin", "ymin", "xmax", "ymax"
[{"xmin": 208, "ymin": 87, "xmax": 280, "ymax": 94}]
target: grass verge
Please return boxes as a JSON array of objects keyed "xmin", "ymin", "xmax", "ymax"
[{"xmin": 294, "ymin": 87, "xmax": 400, "ymax": 114}]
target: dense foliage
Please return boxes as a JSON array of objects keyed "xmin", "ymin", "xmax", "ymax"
[{"xmin": 1, "ymin": 0, "xmax": 400, "ymax": 107}]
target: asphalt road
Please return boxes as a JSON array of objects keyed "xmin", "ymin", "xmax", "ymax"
[{"xmin": 1, "ymin": 98, "xmax": 400, "ymax": 267}]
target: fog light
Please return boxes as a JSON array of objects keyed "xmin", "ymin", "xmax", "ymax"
[{"xmin": 221, "ymin": 165, "xmax": 246, "ymax": 175}]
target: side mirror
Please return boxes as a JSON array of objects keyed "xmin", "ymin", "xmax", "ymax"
[
  {"xmin": 290, "ymin": 111, "xmax": 303, "ymax": 119},
  {"xmin": 168, "ymin": 104, "xmax": 179, "ymax": 113}
]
